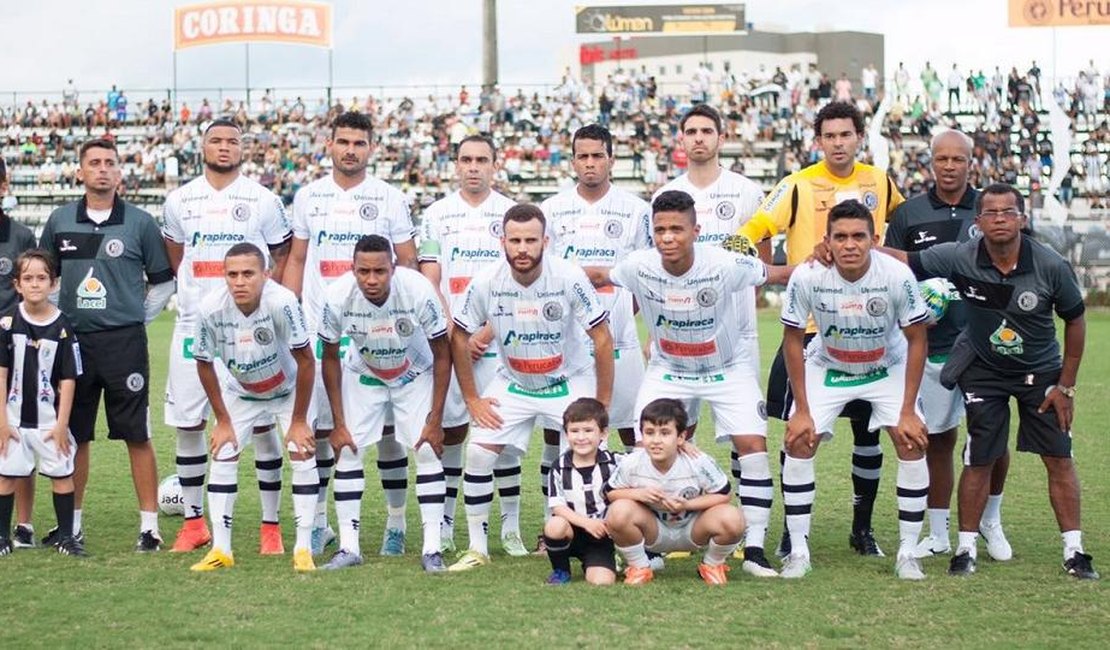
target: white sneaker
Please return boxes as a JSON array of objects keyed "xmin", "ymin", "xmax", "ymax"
[
  {"xmin": 979, "ymin": 521, "xmax": 1013, "ymax": 561},
  {"xmin": 895, "ymin": 552, "xmax": 927, "ymax": 580},
  {"xmin": 913, "ymin": 534, "xmax": 952, "ymax": 559},
  {"xmin": 780, "ymin": 553, "xmax": 812, "ymax": 579}
]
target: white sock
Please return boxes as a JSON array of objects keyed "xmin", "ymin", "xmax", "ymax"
[
  {"xmin": 704, "ymin": 538, "xmax": 738, "ymax": 566},
  {"xmin": 981, "ymin": 493, "xmax": 1003, "ymax": 524},
  {"xmin": 73, "ymin": 509, "xmax": 83, "ymax": 535},
  {"xmin": 176, "ymin": 428, "xmax": 208, "ymax": 520},
  {"xmin": 494, "ymin": 453, "xmax": 522, "ymax": 537},
  {"xmin": 414, "ymin": 444, "xmax": 445, "ymax": 555},
  {"xmin": 253, "ymin": 426, "xmax": 283, "ymax": 525},
  {"xmin": 895, "ymin": 458, "xmax": 929, "ymax": 556},
  {"xmin": 314, "ymin": 434, "xmax": 334, "ymax": 529},
  {"xmin": 440, "ymin": 443, "xmax": 464, "ymax": 541},
  {"xmin": 928, "ymin": 508, "xmax": 950, "ymax": 541},
  {"xmin": 377, "ymin": 435, "xmax": 408, "ymax": 531},
  {"xmin": 208, "ymin": 459, "xmax": 239, "ymax": 555},
  {"xmin": 463, "ymin": 444, "xmax": 498, "ymax": 556},
  {"xmin": 290, "ymin": 457, "xmax": 318, "ymax": 552},
  {"xmin": 1062, "ymin": 530, "xmax": 1083, "ymax": 560},
  {"xmin": 737, "ymin": 451, "xmax": 773, "ymax": 550},
  {"xmin": 957, "ymin": 531, "xmax": 978, "ymax": 559},
  {"xmin": 782, "ymin": 454, "xmax": 815, "ymax": 558},
  {"xmin": 333, "ymin": 448, "xmax": 365, "ymax": 556},
  {"xmin": 616, "ymin": 541, "xmax": 650, "ymax": 569},
  {"xmin": 139, "ymin": 510, "xmax": 159, "ymax": 535}
]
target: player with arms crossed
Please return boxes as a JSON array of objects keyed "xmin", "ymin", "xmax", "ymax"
[
  {"xmin": 318, "ymin": 235, "xmax": 451, "ymax": 573},
  {"xmin": 189, "ymin": 244, "xmax": 317, "ymax": 573},
  {"xmin": 779, "ymin": 200, "xmax": 930, "ymax": 580},
  {"xmin": 448, "ymin": 204, "xmax": 614, "ymax": 572},
  {"xmin": 282, "ymin": 111, "xmax": 419, "ymax": 557},
  {"xmin": 162, "ymin": 119, "xmax": 294, "ymax": 555}
]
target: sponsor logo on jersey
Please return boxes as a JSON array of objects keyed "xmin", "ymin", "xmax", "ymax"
[
  {"xmin": 503, "ymin": 330, "xmax": 561, "ymax": 346},
  {"xmin": 562, "ymin": 246, "xmax": 616, "ymax": 261},
  {"xmin": 506, "ymin": 354, "xmax": 563, "ymax": 374},
  {"xmin": 316, "ymin": 231, "xmax": 364, "ymax": 247},
  {"xmin": 450, "ymin": 247, "xmax": 500, "ymax": 262},
  {"xmin": 989, "ymin": 319, "xmax": 1024, "ymax": 356},
  {"xmin": 827, "ymin": 346, "xmax": 885, "ymax": 364},
  {"xmin": 190, "ymin": 231, "xmax": 246, "ymax": 248},
  {"xmin": 823, "ymin": 324, "xmax": 885, "ymax": 339},
  {"xmin": 448, "ymin": 276, "xmax": 472, "ymax": 294},
  {"xmin": 573, "ymin": 282, "xmax": 594, "ymax": 311},
  {"xmin": 192, "ymin": 261, "xmax": 225, "ymax": 278},
  {"xmin": 658, "ymin": 338, "xmax": 717, "ymax": 357},
  {"xmin": 319, "ymin": 260, "xmax": 352, "ymax": 277},
  {"xmin": 655, "ymin": 314, "xmax": 714, "ymax": 330},
  {"xmin": 824, "ymin": 367, "xmax": 888, "ymax": 387}
]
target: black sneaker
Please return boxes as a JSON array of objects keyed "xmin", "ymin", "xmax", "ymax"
[
  {"xmin": 775, "ymin": 529, "xmax": 792, "ymax": 559},
  {"xmin": 849, "ymin": 529, "xmax": 885, "ymax": 557},
  {"xmin": 56, "ymin": 535, "xmax": 88, "ymax": 557},
  {"xmin": 13, "ymin": 524, "xmax": 35, "ymax": 548},
  {"xmin": 741, "ymin": 546, "xmax": 778, "ymax": 578},
  {"xmin": 0, "ymin": 537, "xmax": 12, "ymax": 556},
  {"xmin": 135, "ymin": 530, "xmax": 163, "ymax": 552},
  {"xmin": 1063, "ymin": 552, "xmax": 1100, "ymax": 580},
  {"xmin": 948, "ymin": 550, "xmax": 977, "ymax": 576},
  {"xmin": 42, "ymin": 527, "xmax": 84, "ymax": 548}
]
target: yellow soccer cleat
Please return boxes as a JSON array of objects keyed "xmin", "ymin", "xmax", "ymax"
[
  {"xmin": 447, "ymin": 550, "xmax": 490, "ymax": 572},
  {"xmin": 293, "ymin": 548, "xmax": 316, "ymax": 573},
  {"xmin": 190, "ymin": 548, "xmax": 235, "ymax": 572}
]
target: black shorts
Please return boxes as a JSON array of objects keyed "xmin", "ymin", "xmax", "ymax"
[
  {"xmin": 765, "ymin": 337, "xmax": 873, "ymax": 423},
  {"xmin": 958, "ymin": 359, "xmax": 1071, "ymax": 466},
  {"xmin": 564, "ymin": 525, "xmax": 616, "ymax": 572},
  {"xmin": 72, "ymin": 325, "xmax": 151, "ymax": 444}
]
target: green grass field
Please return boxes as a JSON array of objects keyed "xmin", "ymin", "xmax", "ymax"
[{"xmin": 4, "ymin": 310, "xmax": 1107, "ymax": 648}]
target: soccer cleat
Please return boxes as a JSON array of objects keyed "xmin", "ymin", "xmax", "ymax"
[
  {"xmin": 533, "ymin": 534, "xmax": 547, "ymax": 556},
  {"xmin": 136, "ymin": 530, "xmax": 163, "ymax": 552},
  {"xmin": 422, "ymin": 552, "xmax": 448, "ymax": 574},
  {"xmin": 171, "ymin": 519, "xmax": 212, "ymax": 553},
  {"xmin": 320, "ymin": 549, "xmax": 364, "ymax": 571},
  {"xmin": 447, "ymin": 549, "xmax": 490, "ymax": 572},
  {"xmin": 979, "ymin": 521, "xmax": 1013, "ymax": 561},
  {"xmin": 647, "ymin": 551, "xmax": 666, "ymax": 572},
  {"xmin": 913, "ymin": 534, "xmax": 952, "ymax": 559},
  {"xmin": 623, "ymin": 565, "xmax": 654, "ymax": 585},
  {"xmin": 293, "ymin": 548, "xmax": 316, "ymax": 572},
  {"xmin": 780, "ymin": 553, "xmax": 812, "ymax": 579},
  {"xmin": 666, "ymin": 551, "xmax": 692, "ymax": 559},
  {"xmin": 190, "ymin": 548, "xmax": 235, "ymax": 572},
  {"xmin": 895, "ymin": 553, "xmax": 926, "ymax": 580},
  {"xmin": 948, "ymin": 550, "xmax": 977, "ymax": 576},
  {"xmin": 740, "ymin": 547, "xmax": 779, "ymax": 578},
  {"xmin": 42, "ymin": 526, "xmax": 83, "ymax": 548},
  {"xmin": 13, "ymin": 524, "xmax": 35, "ymax": 548},
  {"xmin": 1063, "ymin": 552, "xmax": 1099, "ymax": 580},
  {"xmin": 380, "ymin": 528, "xmax": 406, "ymax": 556},
  {"xmin": 441, "ymin": 536, "xmax": 458, "ymax": 556},
  {"xmin": 56, "ymin": 536, "xmax": 88, "ymax": 558},
  {"xmin": 310, "ymin": 526, "xmax": 336, "ymax": 556},
  {"xmin": 260, "ymin": 523, "xmax": 285, "ymax": 555},
  {"xmin": 698, "ymin": 562, "xmax": 730, "ymax": 585},
  {"xmin": 500, "ymin": 532, "xmax": 528, "ymax": 557},
  {"xmin": 545, "ymin": 568, "xmax": 572, "ymax": 585},
  {"xmin": 849, "ymin": 529, "xmax": 885, "ymax": 557},
  {"xmin": 0, "ymin": 537, "xmax": 12, "ymax": 556},
  {"xmin": 774, "ymin": 529, "xmax": 792, "ymax": 560}
]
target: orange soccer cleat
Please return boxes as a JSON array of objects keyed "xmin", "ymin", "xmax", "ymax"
[
  {"xmin": 623, "ymin": 565, "xmax": 655, "ymax": 585},
  {"xmin": 260, "ymin": 522, "xmax": 285, "ymax": 555},
  {"xmin": 170, "ymin": 518, "xmax": 212, "ymax": 553},
  {"xmin": 697, "ymin": 562, "xmax": 730, "ymax": 586}
]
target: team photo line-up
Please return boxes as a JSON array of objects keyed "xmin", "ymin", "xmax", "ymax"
[{"xmin": 0, "ymin": 100, "xmax": 1096, "ymax": 585}]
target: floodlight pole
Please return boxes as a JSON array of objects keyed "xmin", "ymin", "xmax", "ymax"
[{"xmin": 482, "ymin": 0, "xmax": 498, "ymax": 92}]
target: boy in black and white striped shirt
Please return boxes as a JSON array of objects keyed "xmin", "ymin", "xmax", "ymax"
[{"xmin": 542, "ymin": 398, "xmax": 618, "ymax": 585}]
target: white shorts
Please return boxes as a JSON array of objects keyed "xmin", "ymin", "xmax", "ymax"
[
  {"xmin": 798, "ymin": 361, "xmax": 923, "ymax": 440},
  {"xmin": 341, "ymin": 370, "xmax": 433, "ymax": 450},
  {"xmin": 633, "ymin": 363, "xmax": 767, "ymax": 443},
  {"xmin": 214, "ymin": 392, "xmax": 295, "ymax": 461},
  {"xmin": 443, "ymin": 352, "xmax": 499, "ymax": 429},
  {"xmin": 608, "ymin": 347, "xmax": 646, "ymax": 431},
  {"xmin": 469, "ymin": 372, "xmax": 596, "ymax": 455},
  {"xmin": 646, "ymin": 517, "xmax": 701, "ymax": 553},
  {"xmin": 921, "ymin": 355, "xmax": 964, "ymax": 434},
  {"xmin": 0, "ymin": 427, "xmax": 77, "ymax": 478},
  {"xmin": 164, "ymin": 324, "xmax": 210, "ymax": 428}
]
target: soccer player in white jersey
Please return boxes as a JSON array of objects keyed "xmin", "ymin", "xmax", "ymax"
[
  {"xmin": 447, "ymin": 204, "xmax": 614, "ymax": 572},
  {"xmin": 584, "ymin": 190, "xmax": 791, "ymax": 578},
  {"xmin": 417, "ymin": 134, "xmax": 524, "ymax": 556},
  {"xmin": 162, "ymin": 119, "xmax": 294, "ymax": 555},
  {"xmin": 282, "ymin": 111, "xmax": 418, "ymax": 557},
  {"xmin": 318, "ymin": 235, "xmax": 451, "ymax": 573},
  {"xmin": 188, "ymin": 244, "xmax": 318, "ymax": 573},
  {"xmin": 778, "ymin": 200, "xmax": 930, "ymax": 580}
]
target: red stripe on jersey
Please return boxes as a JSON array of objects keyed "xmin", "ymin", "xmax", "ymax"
[
  {"xmin": 367, "ymin": 358, "xmax": 412, "ymax": 381},
  {"xmin": 507, "ymin": 355, "xmax": 562, "ymax": 374},
  {"xmin": 659, "ymin": 338, "xmax": 717, "ymax": 357},
  {"xmin": 240, "ymin": 370, "xmax": 286, "ymax": 395},
  {"xmin": 827, "ymin": 346, "xmax": 885, "ymax": 363}
]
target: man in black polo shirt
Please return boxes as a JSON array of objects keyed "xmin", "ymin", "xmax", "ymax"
[
  {"xmin": 891, "ymin": 183, "xmax": 1096, "ymax": 580},
  {"xmin": 39, "ymin": 139, "xmax": 176, "ymax": 551},
  {"xmin": 886, "ymin": 130, "xmax": 1011, "ymax": 562},
  {"xmin": 0, "ymin": 158, "xmax": 39, "ymax": 548}
]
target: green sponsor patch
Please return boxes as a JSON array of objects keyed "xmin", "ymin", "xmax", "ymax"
[
  {"xmin": 661, "ymin": 373, "xmax": 725, "ymax": 384},
  {"xmin": 824, "ymin": 367, "xmax": 889, "ymax": 388},
  {"xmin": 507, "ymin": 380, "xmax": 569, "ymax": 398},
  {"xmin": 183, "ymin": 337, "xmax": 195, "ymax": 360},
  {"xmin": 928, "ymin": 353, "xmax": 949, "ymax": 364},
  {"xmin": 316, "ymin": 336, "xmax": 351, "ymax": 360},
  {"xmin": 359, "ymin": 375, "xmax": 387, "ymax": 387}
]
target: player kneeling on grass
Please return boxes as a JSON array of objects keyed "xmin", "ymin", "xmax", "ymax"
[
  {"xmin": 605, "ymin": 399, "xmax": 744, "ymax": 586},
  {"xmin": 190, "ymin": 243, "xmax": 319, "ymax": 573},
  {"xmin": 543, "ymin": 398, "xmax": 619, "ymax": 586},
  {"xmin": 0, "ymin": 251, "xmax": 84, "ymax": 557}
]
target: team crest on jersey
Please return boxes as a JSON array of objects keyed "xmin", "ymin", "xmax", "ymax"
[
  {"xmin": 104, "ymin": 238, "xmax": 125, "ymax": 258},
  {"xmin": 862, "ymin": 191, "xmax": 879, "ymax": 211},
  {"xmin": 866, "ymin": 296, "xmax": 887, "ymax": 316},
  {"xmin": 696, "ymin": 287, "xmax": 718, "ymax": 307},
  {"xmin": 680, "ymin": 486, "xmax": 700, "ymax": 500},
  {"xmin": 253, "ymin": 327, "xmax": 274, "ymax": 345},
  {"xmin": 395, "ymin": 317, "xmax": 415, "ymax": 337},
  {"xmin": 126, "ymin": 372, "xmax": 145, "ymax": 392},
  {"xmin": 359, "ymin": 203, "xmax": 378, "ymax": 221},
  {"xmin": 715, "ymin": 201, "xmax": 736, "ymax": 220},
  {"xmin": 542, "ymin": 301, "xmax": 564, "ymax": 321},
  {"xmin": 489, "ymin": 222, "xmax": 503, "ymax": 238},
  {"xmin": 968, "ymin": 224, "xmax": 981, "ymax": 239},
  {"xmin": 604, "ymin": 219, "xmax": 623, "ymax": 238},
  {"xmin": 1017, "ymin": 291, "xmax": 1039, "ymax": 312},
  {"xmin": 232, "ymin": 203, "xmax": 251, "ymax": 222},
  {"xmin": 0, "ymin": 258, "xmax": 10, "ymax": 275},
  {"xmin": 0, "ymin": 316, "xmax": 10, "ymax": 330}
]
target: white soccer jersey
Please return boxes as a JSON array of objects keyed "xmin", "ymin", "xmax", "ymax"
[
  {"xmin": 781, "ymin": 251, "xmax": 929, "ymax": 375},
  {"xmin": 543, "ymin": 185, "xmax": 651, "ymax": 351},
  {"xmin": 292, "ymin": 175, "xmax": 415, "ymax": 329},
  {"xmin": 609, "ymin": 244, "xmax": 766, "ymax": 374},
  {"xmin": 454, "ymin": 256, "xmax": 608, "ymax": 390},
  {"xmin": 606, "ymin": 448, "xmax": 730, "ymax": 529},
  {"xmin": 318, "ymin": 267, "xmax": 447, "ymax": 387},
  {"xmin": 193, "ymin": 280, "xmax": 310, "ymax": 400},
  {"xmin": 654, "ymin": 168, "xmax": 764, "ymax": 246},
  {"xmin": 163, "ymin": 175, "xmax": 292, "ymax": 325}
]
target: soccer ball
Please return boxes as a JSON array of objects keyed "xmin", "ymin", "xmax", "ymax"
[
  {"xmin": 158, "ymin": 474, "xmax": 185, "ymax": 517},
  {"xmin": 919, "ymin": 278, "xmax": 957, "ymax": 326}
]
